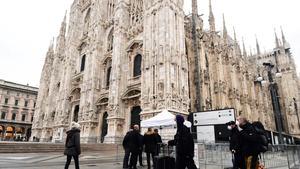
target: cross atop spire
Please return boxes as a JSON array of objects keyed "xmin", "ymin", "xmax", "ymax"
[{"xmin": 208, "ymin": 0, "xmax": 215, "ymax": 32}]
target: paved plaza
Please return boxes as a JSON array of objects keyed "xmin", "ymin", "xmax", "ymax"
[{"xmin": 0, "ymin": 152, "xmax": 125, "ymax": 169}]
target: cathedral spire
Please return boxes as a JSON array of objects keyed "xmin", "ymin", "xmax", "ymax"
[
  {"xmin": 223, "ymin": 14, "xmax": 228, "ymax": 42},
  {"xmin": 255, "ymin": 36, "xmax": 261, "ymax": 55},
  {"xmin": 59, "ymin": 11, "xmax": 67, "ymax": 37},
  {"xmin": 208, "ymin": 0, "xmax": 215, "ymax": 32},
  {"xmin": 280, "ymin": 26, "xmax": 286, "ymax": 45},
  {"xmin": 192, "ymin": 0, "xmax": 198, "ymax": 15},
  {"xmin": 242, "ymin": 38, "xmax": 247, "ymax": 57},
  {"xmin": 274, "ymin": 28, "xmax": 280, "ymax": 48},
  {"xmin": 233, "ymin": 27, "xmax": 237, "ymax": 42}
]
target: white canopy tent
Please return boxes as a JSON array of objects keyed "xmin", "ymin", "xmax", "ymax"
[{"xmin": 140, "ymin": 109, "xmax": 192, "ymax": 128}]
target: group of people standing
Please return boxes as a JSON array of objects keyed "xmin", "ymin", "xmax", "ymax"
[
  {"xmin": 227, "ymin": 116, "xmax": 268, "ymax": 169},
  {"xmin": 122, "ymin": 124, "xmax": 162, "ymax": 169},
  {"xmin": 123, "ymin": 115, "xmax": 198, "ymax": 169}
]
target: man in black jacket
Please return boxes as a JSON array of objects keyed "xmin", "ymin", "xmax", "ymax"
[
  {"xmin": 128, "ymin": 125, "xmax": 142, "ymax": 169},
  {"xmin": 122, "ymin": 128, "xmax": 132, "ymax": 169},
  {"xmin": 226, "ymin": 121, "xmax": 243, "ymax": 169},
  {"xmin": 168, "ymin": 115, "xmax": 197, "ymax": 169},
  {"xmin": 237, "ymin": 116, "xmax": 259, "ymax": 169},
  {"xmin": 154, "ymin": 128, "xmax": 162, "ymax": 156}
]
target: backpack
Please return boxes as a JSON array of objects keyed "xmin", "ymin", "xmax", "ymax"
[{"xmin": 252, "ymin": 121, "xmax": 268, "ymax": 153}]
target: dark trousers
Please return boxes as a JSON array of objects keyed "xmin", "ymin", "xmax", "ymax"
[
  {"xmin": 244, "ymin": 154, "xmax": 258, "ymax": 169},
  {"xmin": 139, "ymin": 150, "xmax": 143, "ymax": 166},
  {"xmin": 146, "ymin": 152, "xmax": 155, "ymax": 168},
  {"xmin": 175, "ymin": 156, "xmax": 197, "ymax": 169},
  {"xmin": 233, "ymin": 152, "xmax": 244, "ymax": 169},
  {"xmin": 129, "ymin": 151, "xmax": 138, "ymax": 169},
  {"xmin": 123, "ymin": 148, "xmax": 131, "ymax": 168},
  {"xmin": 64, "ymin": 155, "xmax": 79, "ymax": 169}
]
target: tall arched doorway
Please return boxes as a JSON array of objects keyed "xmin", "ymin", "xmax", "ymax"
[
  {"xmin": 73, "ymin": 105, "xmax": 79, "ymax": 122},
  {"xmin": 131, "ymin": 106, "xmax": 141, "ymax": 127},
  {"xmin": 101, "ymin": 112, "xmax": 108, "ymax": 143}
]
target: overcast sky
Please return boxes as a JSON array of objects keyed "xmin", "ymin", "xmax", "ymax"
[{"xmin": 0, "ymin": 0, "xmax": 299, "ymax": 87}]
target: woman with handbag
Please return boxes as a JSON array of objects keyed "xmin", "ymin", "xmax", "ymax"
[{"xmin": 64, "ymin": 122, "xmax": 81, "ymax": 169}]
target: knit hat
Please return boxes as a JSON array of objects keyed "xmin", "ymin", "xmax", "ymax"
[
  {"xmin": 175, "ymin": 115, "xmax": 185, "ymax": 125},
  {"xmin": 71, "ymin": 122, "xmax": 80, "ymax": 129}
]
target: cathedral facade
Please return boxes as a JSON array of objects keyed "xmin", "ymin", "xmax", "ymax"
[{"xmin": 32, "ymin": 0, "xmax": 300, "ymax": 143}]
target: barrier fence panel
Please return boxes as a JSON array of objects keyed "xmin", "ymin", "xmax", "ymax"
[{"xmin": 196, "ymin": 143, "xmax": 300, "ymax": 169}]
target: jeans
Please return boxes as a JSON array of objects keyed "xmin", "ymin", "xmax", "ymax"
[
  {"xmin": 64, "ymin": 155, "xmax": 79, "ymax": 169},
  {"xmin": 233, "ymin": 152, "xmax": 244, "ymax": 169}
]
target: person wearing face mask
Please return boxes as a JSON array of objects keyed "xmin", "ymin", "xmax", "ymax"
[
  {"xmin": 226, "ymin": 121, "xmax": 243, "ymax": 169},
  {"xmin": 236, "ymin": 116, "xmax": 260, "ymax": 169}
]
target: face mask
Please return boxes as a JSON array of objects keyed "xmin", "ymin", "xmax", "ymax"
[
  {"xmin": 236, "ymin": 120, "xmax": 240, "ymax": 126},
  {"xmin": 227, "ymin": 126, "xmax": 232, "ymax": 130}
]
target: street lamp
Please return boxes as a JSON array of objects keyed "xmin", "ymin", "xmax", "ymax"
[{"xmin": 257, "ymin": 62, "xmax": 284, "ymax": 144}]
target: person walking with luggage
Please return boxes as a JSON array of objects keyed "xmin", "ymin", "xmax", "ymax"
[
  {"xmin": 154, "ymin": 128, "xmax": 162, "ymax": 156},
  {"xmin": 64, "ymin": 122, "xmax": 81, "ymax": 169},
  {"xmin": 144, "ymin": 127, "xmax": 157, "ymax": 169},
  {"xmin": 237, "ymin": 116, "xmax": 260, "ymax": 169},
  {"xmin": 226, "ymin": 121, "xmax": 243, "ymax": 169},
  {"xmin": 123, "ymin": 128, "xmax": 133, "ymax": 169},
  {"xmin": 168, "ymin": 115, "xmax": 197, "ymax": 169}
]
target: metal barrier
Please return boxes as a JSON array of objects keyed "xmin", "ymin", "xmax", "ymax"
[{"xmin": 196, "ymin": 143, "xmax": 300, "ymax": 169}]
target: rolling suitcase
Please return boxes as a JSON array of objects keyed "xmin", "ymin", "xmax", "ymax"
[{"xmin": 155, "ymin": 156, "xmax": 175, "ymax": 169}]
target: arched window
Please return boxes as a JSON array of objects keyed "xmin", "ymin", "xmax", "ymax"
[
  {"xmin": 80, "ymin": 54, "xmax": 86, "ymax": 72},
  {"xmin": 106, "ymin": 66, "xmax": 111, "ymax": 87},
  {"xmin": 133, "ymin": 54, "xmax": 142, "ymax": 77},
  {"xmin": 12, "ymin": 113, "xmax": 16, "ymax": 121},
  {"xmin": 1, "ymin": 112, "xmax": 6, "ymax": 119}
]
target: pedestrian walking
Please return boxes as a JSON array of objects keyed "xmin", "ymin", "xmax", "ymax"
[
  {"xmin": 237, "ymin": 116, "xmax": 259, "ymax": 169},
  {"xmin": 168, "ymin": 115, "xmax": 197, "ymax": 169},
  {"xmin": 154, "ymin": 128, "xmax": 162, "ymax": 156},
  {"xmin": 226, "ymin": 121, "xmax": 243, "ymax": 169},
  {"xmin": 64, "ymin": 122, "xmax": 81, "ymax": 169},
  {"xmin": 144, "ymin": 127, "xmax": 156, "ymax": 169}
]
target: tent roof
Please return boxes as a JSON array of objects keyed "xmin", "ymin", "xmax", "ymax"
[
  {"xmin": 141, "ymin": 110, "xmax": 176, "ymax": 128},
  {"xmin": 141, "ymin": 110, "xmax": 192, "ymax": 128}
]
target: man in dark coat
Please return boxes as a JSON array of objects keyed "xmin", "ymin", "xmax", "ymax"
[
  {"xmin": 128, "ymin": 125, "xmax": 141, "ymax": 169},
  {"xmin": 168, "ymin": 115, "xmax": 197, "ymax": 169},
  {"xmin": 123, "ymin": 128, "xmax": 133, "ymax": 169},
  {"xmin": 226, "ymin": 121, "xmax": 243, "ymax": 169},
  {"xmin": 64, "ymin": 122, "xmax": 81, "ymax": 169},
  {"xmin": 138, "ymin": 130, "xmax": 144, "ymax": 167},
  {"xmin": 237, "ymin": 116, "xmax": 259, "ymax": 169},
  {"xmin": 144, "ymin": 127, "xmax": 157, "ymax": 169},
  {"xmin": 154, "ymin": 128, "xmax": 162, "ymax": 156}
]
